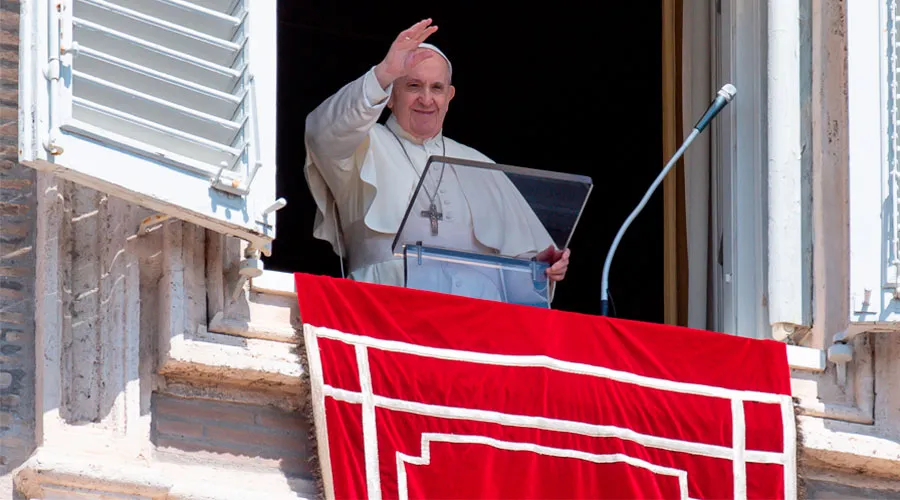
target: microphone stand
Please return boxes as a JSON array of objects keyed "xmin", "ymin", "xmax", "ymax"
[{"xmin": 600, "ymin": 84, "xmax": 736, "ymax": 317}]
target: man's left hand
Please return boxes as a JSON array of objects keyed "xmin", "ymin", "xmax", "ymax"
[{"xmin": 536, "ymin": 246, "xmax": 571, "ymax": 282}]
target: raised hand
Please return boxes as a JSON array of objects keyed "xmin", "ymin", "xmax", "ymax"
[{"xmin": 374, "ymin": 19, "xmax": 439, "ymax": 89}]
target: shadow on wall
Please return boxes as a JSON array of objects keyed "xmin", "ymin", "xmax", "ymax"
[
  {"xmin": 0, "ymin": 166, "xmax": 37, "ymax": 479},
  {"xmin": 150, "ymin": 393, "xmax": 317, "ymax": 495}
]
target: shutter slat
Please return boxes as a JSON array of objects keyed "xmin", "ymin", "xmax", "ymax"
[
  {"xmin": 73, "ymin": 17, "xmax": 243, "ymax": 92},
  {"xmin": 111, "ymin": 0, "xmax": 242, "ymax": 40},
  {"xmin": 73, "ymin": 70, "xmax": 243, "ymax": 145},
  {"xmin": 75, "ymin": 0, "xmax": 241, "ymax": 67},
  {"xmin": 185, "ymin": 0, "xmax": 241, "ymax": 16},
  {"xmin": 66, "ymin": 0, "xmax": 252, "ymax": 180},
  {"xmin": 71, "ymin": 97, "xmax": 243, "ymax": 166},
  {"xmin": 76, "ymin": 46, "xmax": 242, "ymax": 119},
  {"xmin": 61, "ymin": 116, "xmax": 242, "ymax": 180}
]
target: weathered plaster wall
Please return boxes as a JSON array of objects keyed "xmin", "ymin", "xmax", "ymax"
[
  {"xmin": 793, "ymin": 335, "xmax": 900, "ymax": 490},
  {"xmin": 793, "ymin": 0, "xmax": 900, "ymax": 491},
  {"xmin": 12, "ymin": 169, "xmax": 313, "ymax": 498}
]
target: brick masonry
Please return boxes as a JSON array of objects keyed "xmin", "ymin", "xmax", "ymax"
[
  {"xmin": 0, "ymin": 0, "xmax": 37, "ymax": 477},
  {"xmin": 152, "ymin": 394, "xmax": 313, "ymax": 480}
]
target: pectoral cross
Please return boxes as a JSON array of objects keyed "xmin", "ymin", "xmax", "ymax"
[{"xmin": 420, "ymin": 202, "xmax": 443, "ymax": 236}]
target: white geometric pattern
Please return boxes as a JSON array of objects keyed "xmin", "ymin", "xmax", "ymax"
[
  {"xmin": 396, "ymin": 434, "xmax": 693, "ymax": 500},
  {"xmin": 305, "ymin": 325, "xmax": 797, "ymax": 500}
]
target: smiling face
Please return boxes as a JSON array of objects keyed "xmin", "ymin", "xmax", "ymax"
[{"xmin": 388, "ymin": 49, "xmax": 455, "ymax": 142}]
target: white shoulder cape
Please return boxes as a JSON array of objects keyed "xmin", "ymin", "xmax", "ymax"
[{"xmin": 305, "ymin": 127, "xmax": 555, "ymax": 259}]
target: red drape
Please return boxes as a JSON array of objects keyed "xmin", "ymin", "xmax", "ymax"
[{"xmin": 296, "ymin": 273, "xmax": 794, "ymax": 499}]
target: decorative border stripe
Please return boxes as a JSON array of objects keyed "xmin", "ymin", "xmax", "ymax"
[
  {"xmin": 323, "ymin": 384, "xmax": 784, "ymax": 465},
  {"xmin": 782, "ymin": 395, "xmax": 798, "ymax": 498},
  {"xmin": 304, "ymin": 324, "xmax": 797, "ymax": 500},
  {"xmin": 303, "ymin": 326, "xmax": 335, "ymax": 500},
  {"xmin": 312, "ymin": 326, "xmax": 790, "ymax": 405},
  {"xmin": 396, "ymin": 433, "xmax": 695, "ymax": 500},
  {"xmin": 732, "ymin": 399, "xmax": 747, "ymax": 499},
  {"xmin": 356, "ymin": 346, "xmax": 381, "ymax": 500}
]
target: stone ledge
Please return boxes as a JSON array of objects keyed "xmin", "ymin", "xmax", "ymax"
[
  {"xmin": 251, "ymin": 271, "xmax": 297, "ymax": 297},
  {"xmin": 795, "ymin": 398, "xmax": 874, "ymax": 425},
  {"xmin": 208, "ymin": 311, "xmax": 298, "ymax": 344},
  {"xmin": 14, "ymin": 447, "xmax": 317, "ymax": 499},
  {"xmin": 206, "ymin": 272, "xmax": 300, "ymax": 344},
  {"xmin": 159, "ymin": 328, "xmax": 304, "ymax": 393},
  {"xmin": 799, "ymin": 415, "xmax": 900, "ymax": 480},
  {"xmin": 787, "ymin": 344, "xmax": 825, "ymax": 372}
]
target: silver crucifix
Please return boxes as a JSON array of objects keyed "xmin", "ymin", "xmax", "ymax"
[{"xmin": 420, "ymin": 202, "xmax": 443, "ymax": 235}]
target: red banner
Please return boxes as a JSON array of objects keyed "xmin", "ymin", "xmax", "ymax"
[{"xmin": 295, "ymin": 273, "xmax": 795, "ymax": 499}]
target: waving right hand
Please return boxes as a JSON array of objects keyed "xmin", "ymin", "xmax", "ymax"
[{"xmin": 374, "ymin": 19, "xmax": 439, "ymax": 89}]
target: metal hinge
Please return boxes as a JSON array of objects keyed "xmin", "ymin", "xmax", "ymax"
[
  {"xmin": 211, "ymin": 160, "xmax": 261, "ymax": 196},
  {"xmin": 211, "ymin": 72, "xmax": 261, "ymax": 196}
]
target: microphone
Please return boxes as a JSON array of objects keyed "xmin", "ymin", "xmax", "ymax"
[
  {"xmin": 694, "ymin": 84, "xmax": 737, "ymax": 133},
  {"xmin": 600, "ymin": 84, "xmax": 737, "ymax": 317}
]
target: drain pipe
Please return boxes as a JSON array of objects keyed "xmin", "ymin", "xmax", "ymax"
[{"xmin": 767, "ymin": 0, "xmax": 805, "ymax": 340}]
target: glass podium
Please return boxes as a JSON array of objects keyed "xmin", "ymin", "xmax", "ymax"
[{"xmin": 391, "ymin": 155, "xmax": 593, "ymax": 308}]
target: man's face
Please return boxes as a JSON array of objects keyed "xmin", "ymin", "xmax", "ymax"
[{"xmin": 388, "ymin": 50, "xmax": 455, "ymax": 142}]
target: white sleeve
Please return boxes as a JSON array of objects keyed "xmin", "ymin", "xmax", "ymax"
[
  {"xmin": 304, "ymin": 66, "xmax": 393, "ymax": 166},
  {"xmin": 362, "ymin": 66, "xmax": 392, "ymax": 107}
]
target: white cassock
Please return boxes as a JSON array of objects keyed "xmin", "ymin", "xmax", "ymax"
[{"xmin": 304, "ymin": 66, "xmax": 556, "ymax": 303}]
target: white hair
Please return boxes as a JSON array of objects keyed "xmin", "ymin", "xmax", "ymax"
[{"xmin": 417, "ymin": 42, "xmax": 452, "ymax": 82}]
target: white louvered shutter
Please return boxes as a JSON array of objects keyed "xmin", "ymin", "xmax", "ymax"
[
  {"xmin": 847, "ymin": 0, "xmax": 900, "ymax": 325},
  {"xmin": 19, "ymin": 0, "xmax": 280, "ymax": 252}
]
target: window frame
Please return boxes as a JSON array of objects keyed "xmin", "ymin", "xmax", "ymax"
[
  {"xmin": 846, "ymin": 0, "xmax": 900, "ymax": 325},
  {"xmin": 712, "ymin": 0, "xmax": 771, "ymax": 338}
]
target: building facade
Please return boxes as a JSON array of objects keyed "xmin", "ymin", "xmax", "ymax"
[{"xmin": 1, "ymin": 0, "xmax": 899, "ymax": 498}]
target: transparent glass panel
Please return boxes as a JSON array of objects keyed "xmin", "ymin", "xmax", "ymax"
[{"xmin": 392, "ymin": 155, "xmax": 592, "ymax": 307}]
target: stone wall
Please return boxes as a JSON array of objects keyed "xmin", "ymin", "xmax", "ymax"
[
  {"xmin": 152, "ymin": 393, "xmax": 312, "ymax": 480},
  {"xmin": 0, "ymin": 0, "xmax": 37, "ymax": 493}
]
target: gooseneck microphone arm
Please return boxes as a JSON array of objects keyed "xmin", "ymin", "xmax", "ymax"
[{"xmin": 600, "ymin": 84, "xmax": 737, "ymax": 317}]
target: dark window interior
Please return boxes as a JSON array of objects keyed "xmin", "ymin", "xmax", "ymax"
[{"xmin": 267, "ymin": 2, "xmax": 665, "ymax": 323}]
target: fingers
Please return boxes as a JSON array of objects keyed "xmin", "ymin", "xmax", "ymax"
[
  {"xmin": 547, "ymin": 269, "xmax": 566, "ymax": 282},
  {"xmin": 549, "ymin": 257, "xmax": 568, "ymax": 273},
  {"xmin": 416, "ymin": 25, "xmax": 438, "ymax": 42},
  {"xmin": 408, "ymin": 49, "xmax": 436, "ymax": 68},
  {"xmin": 545, "ymin": 248, "xmax": 570, "ymax": 282},
  {"xmin": 547, "ymin": 266, "xmax": 566, "ymax": 281},
  {"xmin": 536, "ymin": 246, "xmax": 570, "ymax": 280},
  {"xmin": 539, "ymin": 246, "xmax": 567, "ymax": 263},
  {"xmin": 398, "ymin": 18, "xmax": 434, "ymax": 44}
]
